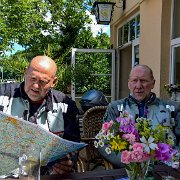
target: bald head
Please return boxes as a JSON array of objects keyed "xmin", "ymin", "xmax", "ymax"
[
  {"xmin": 24, "ymin": 55, "xmax": 58, "ymax": 101},
  {"xmin": 129, "ymin": 65, "xmax": 154, "ymax": 80},
  {"xmin": 29, "ymin": 56, "xmax": 57, "ymax": 77}
]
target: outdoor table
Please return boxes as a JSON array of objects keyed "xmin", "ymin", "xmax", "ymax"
[
  {"xmin": 1, "ymin": 164, "xmax": 180, "ymax": 180},
  {"xmin": 42, "ymin": 164, "xmax": 180, "ymax": 180}
]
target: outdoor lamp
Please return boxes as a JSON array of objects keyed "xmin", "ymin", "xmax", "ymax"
[{"xmin": 92, "ymin": 1, "xmax": 116, "ymax": 25}]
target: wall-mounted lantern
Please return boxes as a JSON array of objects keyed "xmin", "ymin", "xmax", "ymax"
[{"xmin": 92, "ymin": 1, "xmax": 116, "ymax": 25}]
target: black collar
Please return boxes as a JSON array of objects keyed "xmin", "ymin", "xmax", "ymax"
[
  {"xmin": 129, "ymin": 92, "xmax": 156, "ymax": 106},
  {"xmin": 19, "ymin": 82, "xmax": 53, "ymax": 112}
]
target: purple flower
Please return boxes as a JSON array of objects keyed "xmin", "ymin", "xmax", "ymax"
[
  {"xmin": 116, "ymin": 116, "xmax": 121, "ymax": 123},
  {"xmin": 120, "ymin": 125, "xmax": 135, "ymax": 134},
  {"xmin": 157, "ymin": 143, "xmax": 170, "ymax": 153},
  {"xmin": 154, "ymin": 143, "xmax": 173, "ymax": 162},
  {"xmin": 116, "ymin": 117, "xmax": 129, "ymax": 126}
]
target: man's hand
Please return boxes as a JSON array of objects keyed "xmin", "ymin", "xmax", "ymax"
[{"xmin": 50, "ymin": 153, "xmax": 76, "ymax": 174}]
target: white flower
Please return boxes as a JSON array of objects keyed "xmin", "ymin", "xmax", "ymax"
[
  {"xmin": 172, "ymin": 161, "xmax": 179, "ymax": 169},
  {"xmin": 129, "ymin": 145, "xmax": 133, "ymax": 150},
  {"xmin": 140, "ymin": 136, "xmax": 157, "ymax": 153},
  {"xmin": 105, "ymin": 147, "xmax": 112, "ymax": 154},
  {"xmin": 95, "ymin": 132, "xmax": 106, "ymax": 140},
  {"xmin": 106, "ymin": 132, "xmax": 114, "ymax": 140},
  {"xmin": 95, "ymin": 133, "xmax": 102, "ymax": 140},
  {"xmin": 94, "ymin": 141, "xmax": 98, "ymax": 148},
  {"xmin": 98, "ymin": 140, "xmax": 104, "ymax": 147},
  {"xmin": 99, "ymin": 129, "xmax": 103, "ymax": 133}
]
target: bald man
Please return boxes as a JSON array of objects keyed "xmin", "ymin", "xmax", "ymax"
[{"xmin": 0, "ymin": 56, "xmax": 80, "ymax": 175}]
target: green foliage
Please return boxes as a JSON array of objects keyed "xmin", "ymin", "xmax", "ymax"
[
  {"xmin": 54, "ymin": 28, "xmax": 111, "ymax": 93},
  {"xmin": 152, "ymin": 125, "xmax": 167, "ymax": 143},
  {"xmin": 153, "ymin": 125, "xmax": 174, "ymax": 145},
  {"xmin": 74, "ymin": 50, "xmax": 111, "ymax": 94},
  {"xmin": 136, "ymin": 118, "xmax": 174, "ymax": 146},
  {"xmin": 0, "ymin": 54, "xmax": 28, "ymax": 81},
  {"xmin": 56, "ymin": 63, "xmax": 94, "ymax": 93},
  {"xmin": 136, "ymin": 118, "xmax": 152, "ymax": 139},
  {"xmin": 0, "ymin": 0, "xmax": 91, "ymax": 56},
  {"xmin": 0, "ymin": 0, "xmax": 111, "ymax": 94}
]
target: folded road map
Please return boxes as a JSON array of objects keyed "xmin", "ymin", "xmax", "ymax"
[{"xmin": 0, "ymin": 112, "xmax": 87, "ymax": 175}]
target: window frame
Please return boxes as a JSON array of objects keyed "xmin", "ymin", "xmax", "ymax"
[{"xmin": 170, "ymin": 0, "xmax": 180, "ymax": 84}]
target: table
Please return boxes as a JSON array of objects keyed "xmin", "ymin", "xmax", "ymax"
[
  {"xmin": 41, "ymin": 165, "xmax": 180, "ymax": 180},
  {"xmin": 1, "ymin": 164, "xmax": 180, "ymax": 180}
]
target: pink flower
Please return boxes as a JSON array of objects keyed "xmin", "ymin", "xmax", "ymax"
[
  {"xmin": 131, "ymin": 150, "xmax": 150, "ymax": 162},
  {"xmin": 122, "ymin": 134, "xmax": 136, "ymax": 144},
  {"xmin": 121, "ymin": 150, "xmax": 132, "ymax": 164},
  {"xmin": 132, "ymin": 143, "xmax": 144, "ymax": 152},
  {"xmin": 131, "ymin": 150, "xmax": 144, "ymax": 162},
  {"xmin": 102, "ymin": 120, "xmax": 114, "ymax": 132}
]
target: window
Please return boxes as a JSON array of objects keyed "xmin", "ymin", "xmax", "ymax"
[
  {"xmin": 134, "ymin": 45, "xmax": 139, "ymax": 65},
  {"xmin": 123, "ymin": 23, "xmax": 129, "ymax": 44},
  {"xmin": 171, "ymin": 0, "xmax": 180, "ymax": 84},
  {"xmin": 130, "ymin": 18, "xmax": 136, "ymax": 41},
  {"xmin": 136, "ymin": 15, "xmax": 140, "ymax": 38},
  {"xmin": 171, "ymin": 45, "xmax": 180, "ymax": 84},
  {"xmin": 118, "ymin": 14, "xmax": 140, "ymax": 47},
  {"xmin": 172, "ymin": 0, "xmax": 180, "ymax": 39},
  {"xmin": 118, "ymin": 14, "xmax": 140, "ymax": 66},
  {"xmin": 132, "ymin": 38, "xmax": 140, "ymax": 67}
]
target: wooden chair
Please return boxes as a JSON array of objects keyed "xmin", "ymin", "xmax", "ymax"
[{"xmin": 77, "ymin": 106, "xmax": 113, "ymax": 172}]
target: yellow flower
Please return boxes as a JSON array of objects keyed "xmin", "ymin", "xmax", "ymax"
[{"xmin": 110, "ymin": 135, "xmax": 127, "ymax": 151}]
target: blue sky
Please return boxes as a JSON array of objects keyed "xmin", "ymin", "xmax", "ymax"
[
  {"xmin": 12, "ymin": 43, "xmax": 25, "ymax": 53},
  {"xmin": 5, "ymin": 43, "xmax": 25, "ymax": 56}
]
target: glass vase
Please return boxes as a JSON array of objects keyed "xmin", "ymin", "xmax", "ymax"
[{"xmin": 125, "ymin": 161, "xmax": 150, "ymax": 180}]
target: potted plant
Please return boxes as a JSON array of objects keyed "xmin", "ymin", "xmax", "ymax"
[{"xmin": 164, "ymin": 84, "xmax": 180, "ymax": 102}]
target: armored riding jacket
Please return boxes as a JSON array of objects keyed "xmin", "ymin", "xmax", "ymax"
[
  {"xmin": 99, "ymin": 93, "xmax": 180, "ymax": 168},
  {"xmin": 104, "ymin": 93, "xmax": 180, "ymax": 146},
  {"xmin": 0, "ymin": 82, "xmax": 80, "ymax": 142}
]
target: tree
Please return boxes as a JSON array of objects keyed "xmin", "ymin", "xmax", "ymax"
[
  {"xmin": 0, "ymin": 0, "xmax": 112, "ymax": 94},
  {"xmin": 0, "ymin": 54, "xmax": 28, "ymax": 81},
  {"xmin": 0, "ymin": 0, "xmax": 91, "ymax": 58},
  {"xmin": 58, "ymin": 28, "xmax": 112, "ymax": 94}
]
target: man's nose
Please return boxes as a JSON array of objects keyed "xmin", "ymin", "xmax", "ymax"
[
  {"xmin": 32, "ymin": 81, "xmax": 40, "ymax": 88},
  {"xmin": 136, "ymin": 80, "xmax": 142, "ymax": 88}
]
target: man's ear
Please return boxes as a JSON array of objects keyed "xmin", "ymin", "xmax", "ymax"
[
  {"xmin": 127, "ymin": 79, "xmax": 131, "ymax": 89},
  {"xmin": 24, "ymin": 67, "xmax": 28, "ymax": 74},
  {"xmin": 151, "ymin": 79, "xmax": 155, "ymax": 89},
  {"xmin": 51, "ymin": 77, "xmax": 58, "ymax": 88}
]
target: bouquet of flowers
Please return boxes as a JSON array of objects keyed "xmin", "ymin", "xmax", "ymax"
[{"xmin": 94, "ymin": 111, "xmax": 179, "ymax": 179}]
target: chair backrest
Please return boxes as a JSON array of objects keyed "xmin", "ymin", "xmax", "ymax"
[
  {"xmin": 82, "ymin": 106, "xmax": 107, "ymax": 138},
  {"xmin": 79, "ymin": 106, "xmax": 112, "ymax": 171}
]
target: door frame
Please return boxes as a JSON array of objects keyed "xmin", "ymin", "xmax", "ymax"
[{"xmin": 71, "ymin": 48, "xmax": 116, "ymax": 102}]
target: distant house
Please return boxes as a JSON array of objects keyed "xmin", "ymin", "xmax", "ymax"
[{"xmin": 110, "ymin": 0, "xmax": 180, "ymax": 99}]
